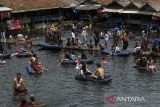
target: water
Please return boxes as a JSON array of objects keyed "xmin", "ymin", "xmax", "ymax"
[{"xmin": 0, "ymin": 37, "xmax": 160, "ymax": 107}]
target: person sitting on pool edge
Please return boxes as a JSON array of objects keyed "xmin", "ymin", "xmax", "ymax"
[
  {"xmin": 13, "ymin": 73, "xmax": 28, "ymax": 95},
  {"xmin": 91, "ymin": 63, "xmax": 105, "ymax": 79}
]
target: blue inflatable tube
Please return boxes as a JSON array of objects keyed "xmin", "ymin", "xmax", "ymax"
[
  {"xmin": 102, "ymin": 48, "xmax": 130, "ymax": 56},
  {"xmin": 26, "ymin": 64, "xmax": 35, "ymax": 74},
  {"xmin": 101, "ymin": 49, "xmax": 113, "ymax": 54},
  {"xmin": 116, "ymin": 50, "xmax": 130, "ymax": 56},
  {"xmin": 16, "ymin": 52, "xmax": 32, "ymax": 58},
  {"xmin": 0, "ymin": 53, "xmax": 11, "ymax": 59},
  {"xmin": 38, "ymin": 42, "xmax": 62, "ymax": 50},
  {"xmin": 75, "ymin": 75, "xmax": 112, "ymax": 84},
  {"xmin": 153, "ymin": 39, "xmax": 160, "ymax": 45},
  {"xmin": 61, "ymin": 59, "xmax": 94, "ymax": 65}
]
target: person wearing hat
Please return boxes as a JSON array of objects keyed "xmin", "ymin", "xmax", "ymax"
[{"xmin": 91, "ymin": 63, "xmax": 105, "ymax": 79}]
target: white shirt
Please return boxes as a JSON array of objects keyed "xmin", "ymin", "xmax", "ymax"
[
  {"xmin": 134, "ymin": 46, "xmax": 141, "ymax": 52},
  {"xmin": 115, "ymin": 46, "xmax": 120, "ymax": 52},
  {"xmin": 71, "ymin": 32, "xmax": 75, "ymax": 39},
  {"xmin": 104, "ymin": 33, "xmax": 109, "ymax": 41}
]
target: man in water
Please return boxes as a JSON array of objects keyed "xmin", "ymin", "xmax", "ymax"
[
  {"xmin": 92, "ymin": 63, "xmax": 105, "ymax": 79},
  {"xmin": 13, "ymin": 73, "xmax": 27, "ymax": 95}
]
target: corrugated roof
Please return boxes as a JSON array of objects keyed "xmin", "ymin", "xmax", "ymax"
[
  {"xmin": 148, "ymin": 2, "xmax": 160, "ymax": 12},
  {"xmin": 0, "ymin": 6, "xmax": 12, "ymax": 12},
  {"xmin": 102, "ymin": 8, "xmax": 123, "ymax": 13},
  {"xmin": 132, "ymin": 0, "xmax": 160, "ymax": 3},
  {"xmin": 76, "ymin": 0, "xmax": 101, "ymax": 10},
  {"xmin": 80, "ymin": 0, "xmax": 101, "ymax": 5},
  {"xmin": 97, "ymin": 0, "xmax": 112, "ymax": 5},
  {"xmin": 141, "ymin": 2, "xmax": 160, "ymax": 12},
  {"xmin": 134, "ymin": 2, "xmax": 144, "ymax": 8},
  {"xmin": 124, "ymin": 2, "xmax": 144, "ymax": 10},
  {"xmin": 117, "ymin": 1, "xmax": 131, "ymax": 7},
  {"xmin": 76, "ymin": 4, "xmax": 101, "ymax": 10},
  {"xmin": 0, "ymin": 0, "xmax": 74, "ymax": 12}
]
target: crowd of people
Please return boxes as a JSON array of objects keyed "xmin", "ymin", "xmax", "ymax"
[
  {"xmin": 45, "ymin": 25, "xmax": 63, "ymax": 46},
  {"xmin": 0, "ymin": 20, "xmax": 160, "ymax": 107},
  {"xmin": 133, "ymin": 33, "xmax": 160, "ymax": 73}
]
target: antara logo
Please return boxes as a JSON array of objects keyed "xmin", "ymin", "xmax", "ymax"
[{"xmin": 105, "ymin": 95, "xmax": 146, "ymax": 104}]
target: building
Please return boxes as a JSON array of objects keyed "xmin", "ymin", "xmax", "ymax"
[
  {"xmin": 100, "ymin": 0, "xmax": 160, "ymax": 28},
  {"xmin": 75, "ymin": 0, "xmax": 102, "ymax": 22},
  {"xmin": 0, "ymin": 0, "xmax": 79, "ymax": 29}
]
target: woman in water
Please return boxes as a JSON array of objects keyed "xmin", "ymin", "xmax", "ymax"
[
  {"xmin": 59, "ymin": 52, "xmax": 71, "ymax": 64},
  {"xmin": 80, "ymin": 62, "xmax": 92, "ymax": 77},
  {"xmin": 75, "ymin": 56, "xmax": 81, "ymax": 70}
]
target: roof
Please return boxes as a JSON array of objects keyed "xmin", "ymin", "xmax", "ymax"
[
  {"xmin": 76, "ymin": 5, "xmax": 101, "ymax": 10},
  {"xmin": 132, "ymin": 0, "xmax": 160, "ymax": 3},
  {"xmin": 65, "ymin": 0, "xmax": 80, "ymax": 7},
  {"xmin": 76, "ymin": 0, "xmax": 101, "ymax": 10},
  {"xmin": 148, "ymin": 2, "xmax": 160, "ymax": 12},
  {"xmin": 120, "ymin": 10, "xmax": 155, "ymax": 15},
  {"xmin": 140, "ymin": 2, "xmax": 160, "ymax": 12},
  {"xmin": 80, "ymin": 0, "xmax": 101, "ymax": 5},
  {"xmin": 125, "ymin": 2, "xmax": 144, "ymax": 10},
  {"xmin": 134, "ymin": 2, "xmax": 144, "ymax": 8},
  {"xmin": 0, "ymin": 6, "xmax": 12, "ymax": 12},
  {"xmin": 102, "ymin": 8, "xmax": 123, "ymax": 13},
  {"xmin": 105, "ymin": 0, "xmax": 131, "ymax": 9},
  {"xmin": 117, "ymin": 1, "xmax": 131, "ymax": 7},
  {"xmin": 0, "ymin": 0, "xmax": 75, "ymax": 12},
  {"xmin": 96, "ymin": 0, "xmax": 112, "ymax": 5}
]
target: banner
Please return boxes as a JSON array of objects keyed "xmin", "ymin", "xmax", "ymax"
[{"xmin": 7, "ymin": 19, "xmax": 21, "ymax": 30}]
